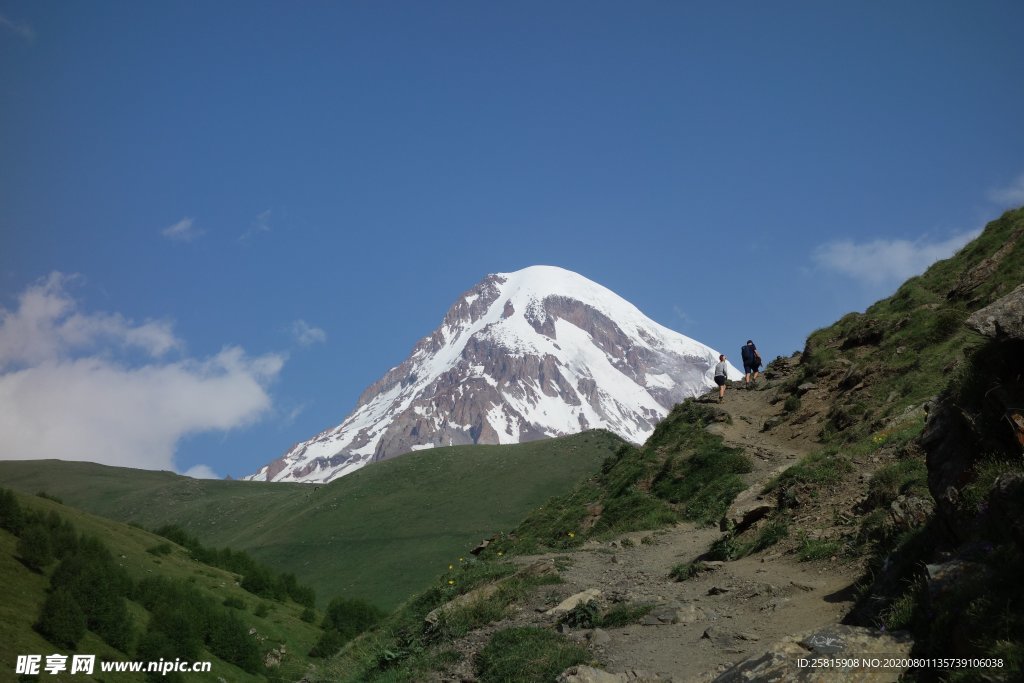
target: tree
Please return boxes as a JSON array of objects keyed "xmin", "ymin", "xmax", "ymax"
[
  {"xmin": 35, "ymin": 588, "xmax": 86, "ymax": 647},
  {"xmin": 17, "ymin": 523, "xmax": 54, "ymax": 571},
  {"xmin": 0, "ymin": 487, "xmax": 24, "ymax": 534}
]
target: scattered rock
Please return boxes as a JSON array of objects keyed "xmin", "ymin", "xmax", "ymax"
[
  {"xmin": 887, "ymin": 494, "xmax": 933, "ymax": 534},
  {"xmin": 840, "ymin": 317, "xmax": 885, "ymax": 349},
  {"xmin": 558, "ymin": 665, "xmax": 624, "ymax": 683},
  {"xmin": 589, "ymin": 628, "xmax": 611, "ymax": 646},
  {"xmin": 796, "ymin": 382, "xmax": 817, "ymax": 395},
  {"xmin": 761, "ymin": 417, "xmax": 782, "ymax": 432},
  {"xmin": 264, "ymin": 647, "xmax": 284, "ymax": 669},
  {"xmin": 674, "ymin": 603, "xmax": 710, "ymax": 624},
  {"xmin": 702, "ymin": 627, "xmax": 759, "ymax": 652},
  {"xmin": 925, "ymin": 558, "xmax": 990, "ymax": 602},
  {"xmin": 789, "ymin": 580, "xmax": 818, "ymax": 592},
  {"xmin": 707, "ymin": 624, "xmax": 912, "ymax": 682},
  {"xmin": 990, "ymin": 473, "xmax": 1024, "ymax": 551},
  {"xmin": 546, "ymin": 588, "xmax": 602, "ymax": 615},
  {"xmin": 707, "ymin": 585, "xmax": 732, "ymax": 596},
  {"xmin": 720, "ymin": 503, "xmax": 773, "ymax": 533},
  {"xmin": 517, "ymin": 558, "xmax": 558, "ymax": 579},
  {"xmin": 425, "ymin": 582, "xmax": 502, "ymax": 626},
  {"xmin": 557, "ymin": 666, "xmax": 663, "ymax": 682},
  {"xmin": 705, "ymin": 423, "xmax": 729, "ymax": 437}
]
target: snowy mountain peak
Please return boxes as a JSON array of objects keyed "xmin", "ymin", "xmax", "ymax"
[{"xmin": 247, "ymin": 266, "xmax": 739, "ymax": 484}]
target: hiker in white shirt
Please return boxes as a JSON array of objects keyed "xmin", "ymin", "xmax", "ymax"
[{"xmin": 714, "ymin": 354, "xmax": 729, "ymax": 402}]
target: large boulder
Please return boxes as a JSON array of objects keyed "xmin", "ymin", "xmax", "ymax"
[{"xmin": 966, "ymin": 283, "xmax": 1024, "ymax": 340}]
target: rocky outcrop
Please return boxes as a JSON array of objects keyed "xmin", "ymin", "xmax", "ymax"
[
  {"xmin": 546, "ymin": 588, "xmax": 603, "ymax": 616},
  {"xmin": 947, "ymin": 228, "xmax": 1023, "ymax": 302},
  {"xmin": 966, "ymin": 283, "xmax": 1024, "ymax": 340},
  {"xmin": 706, "ymin": 625, "xmax": 912, "ymax": 682}
]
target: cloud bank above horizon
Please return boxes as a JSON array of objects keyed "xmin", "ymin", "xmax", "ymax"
[
  {"xmin": 0, "ymin": 273, "xmax": 284, "ymax": 477},
  {"xmin": 812, "ymin": 229, "xmax": 981, "ymax": 288}
]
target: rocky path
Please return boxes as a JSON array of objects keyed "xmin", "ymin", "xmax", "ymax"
[{"xmin": 440, "ymin": 380, "xmax": 891, "ymax": 682}]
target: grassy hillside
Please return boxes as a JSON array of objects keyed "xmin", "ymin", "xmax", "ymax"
[
  {"xmin": 480, "ymin": 400, "xmax": 752, "ymax": 556},
  {"xmin": 0, "ymin": 430, "xmax": 624, "ymax": 610},
  {"xmin": 1, "ymin": 489, "xmax": 323, "ymax": 682},
  {"xmin": 792, "ymin": 205, "xmax": 1024, "ymax": 446}
]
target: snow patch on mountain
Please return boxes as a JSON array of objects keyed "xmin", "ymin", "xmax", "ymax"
[{"xmin": 247, "ymin": 266, "xmax": 741, "ymax": 483}]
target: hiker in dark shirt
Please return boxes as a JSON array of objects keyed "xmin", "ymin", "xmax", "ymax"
[{"xmin": 741, "ymin": 340, "xmax": 762, "ymax": 386}]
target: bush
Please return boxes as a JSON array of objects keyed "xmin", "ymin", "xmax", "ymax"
[
  {"xmin": 558, "ymin": 600, "xmax": 599, "ymax": 629},
  {"xmin": 783, "ymin": 395, "xmax": 801, "ymax": 413},
  {"xmin": 309, "ymin": 628, "xmax": 348, "ymax": 658},
  {"xmin": 322, "ymin": 597, "xmax": 385, "ymax": 636}
]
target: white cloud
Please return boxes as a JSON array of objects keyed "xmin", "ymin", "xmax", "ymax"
[
  {"xmin": 161, "ymin": 217, "xmax": 203, "ymax": 242},
  {"xmin": 290, "ymin": 319, "xmax": 327, "ymax": 347},
  {"xmin": 988, "ymin": 173, "xmax": 1024, "ymax": 208},
  {"xmin": 183, "ymin": 464, "xmax": 220, "ymax": 480},
  {"xmin": 0, "ymin": 14, "xmax": 35, "ymax": 42},
  {"xmin": 812, "ymin": 229, "xmax": 980, "ymax": 287},
  {"xmin": 240, "ymin": 210, "xmax": 272, "ymax": 243},
  {"xmin": 0, "ymin": 273, "xmax": 180, "ymax": 366},
  {"xmin": 0, "ymin": 273, "xmax": 284, "ymax": 473}
]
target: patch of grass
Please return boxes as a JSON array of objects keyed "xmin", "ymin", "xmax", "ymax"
[
  {"xmin": 752, "ymin": 518, "xmax": 789, "ymax": 552},
  {"xmin": 797, "ymin": 536, "xmax": 841, "ymax": 562},
  {"xmin": 765, "ymin": 448, "xmax": 854, "ymax": 496},
  {"xmin": 222, "ymin": 595, "xmax": 246, "ymax": 609},
  {"xmin": 596, "ymin": 602, "xmax": 653, "ymax": 628},
  {"xmin": 783, "ymin": 395, "xmax": 801, "ymax": 413},
  {"xmin": 669, "ymin": 561, "xmax": 711, "ymax": 581},
  {"xmin": 146, "ymin": 542, "xmax": 173, "ymax": 556},
  {"xmin": 880, "ymin": 587, "xmax": 918, "ymax": 631},
  {"xmin": 961, "ymin": 458, "xmax": 1024, "ymax": 516},
  {"xmin": 866, "ymin": 460, "xmax": 929, "ymax": 508},
  {"xmin": 707, "ymin": 532, "xmax": 753, "ymax": 561},
  {"xmin": 476, "ymin": 627, "xmax": 591, "ymax": 683},
  {"xmin": 555, "ymin": 599, "xmax": 651, "ymax": 629}
]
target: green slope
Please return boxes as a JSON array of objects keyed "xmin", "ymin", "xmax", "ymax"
[
  {"xmin": 0, "ymin": 430, "xmax": 624, "ymax": 610},
  {"xmin": 1, "ymin": 490, "xmax": 323, "ymax": 683}
]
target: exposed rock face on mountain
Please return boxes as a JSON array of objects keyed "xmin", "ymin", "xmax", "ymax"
[{"xmin": 248, "ymin": 266, "xmax": 738, "ymax": 483}]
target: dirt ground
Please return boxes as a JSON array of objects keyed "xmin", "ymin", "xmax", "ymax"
[{"xmin": 436, "ymin": 375, "xmax": 871, "ymax": 682}]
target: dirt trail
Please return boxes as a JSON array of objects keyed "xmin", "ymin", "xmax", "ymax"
[{"xmin": 441, "ymin": 379, "xmax": 865, "ymax": 682}]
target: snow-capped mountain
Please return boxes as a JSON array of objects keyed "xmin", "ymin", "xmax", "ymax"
[{"xmin": 247, "ymin": 266, "xmax": 740, "ymax": 483}]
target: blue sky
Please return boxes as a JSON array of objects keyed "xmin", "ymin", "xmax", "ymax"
[{"xmin": 2, "ymin": 2, "xmax": 1023, "ymax": 479}]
